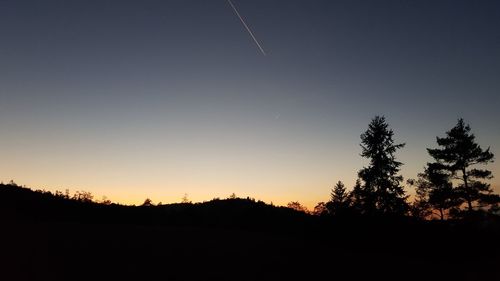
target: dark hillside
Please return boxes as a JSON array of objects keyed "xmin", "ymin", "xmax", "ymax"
[
  {"xmin": 1, "ymin": 184, "xmax": 499, "ymax": 281},
  {"xmin": 0, "ymin": 184, "xmax": 312, "ymax": 230}
]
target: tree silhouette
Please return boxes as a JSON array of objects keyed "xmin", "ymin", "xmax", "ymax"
[
  {"xmin": 326, "ymin": 181, "xmax": 351, "ymax": 216},
  {"xmin": 142, "ymin": 198, "xmax": 154, "ymax": 206},
  {"xmin": 409, "ymin": 163, "xmax": 458, "ymax": 220},
  {"xmin": 181, "ymin": 193, "xmax": 191, "ymax": 204},
  {"xmin": 101, "ymin": 196, "xmax": 112, "ymax": 205},
  {"xmin": 312, "ymin": 202, "xmax": 328, "ymax": 216},
  {"xmin": 349, "ymin": 179, "xmax": 365, "ymax": 214},
  {"xmin": 357, "ymin": 116, "xmax": 408, "ymax": 216},
  {"xmin": 427, "ymin": 119, "xmax": 496, "ymax": 215},
  {"xmin": 287, "ymin": 201, "xmax": 308, "ymax": 213},
  {"xmin": 72, "ymin": 191, "xmax": 94, "ymax": 203}
]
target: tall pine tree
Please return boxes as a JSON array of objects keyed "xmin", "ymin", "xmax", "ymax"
[
  {"xmin": 357, "ymin": 116, "xmax": 408, "ymax": 215},
  {"xmin": 427, "ymin": 119, "xmax": 496, "ymax": 214}
]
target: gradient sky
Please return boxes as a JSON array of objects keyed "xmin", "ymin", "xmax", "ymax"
[{"xmin": 1, "ymin": 0, "xmax": 499, "ymax": 208}]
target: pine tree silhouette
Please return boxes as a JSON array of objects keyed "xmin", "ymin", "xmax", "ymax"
[
  {"xmin": 357, "ymin": 116, "xmax": 408, "ymax": 216},
  {"xmin": 427, "ymin": 119, "xmax": 497, "ymax": 215}
]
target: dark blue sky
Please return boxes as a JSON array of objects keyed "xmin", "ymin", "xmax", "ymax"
[{"xmin": 1, "ymin": 0, "xmax": 499, "ymax": 206}]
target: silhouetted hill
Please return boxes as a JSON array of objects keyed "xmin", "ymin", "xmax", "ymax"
[
  {"xmin": 1, "ymin": 183, "xmax": 500, "ymax": 281},
  {"xmin": 0, "ymin": 184, "xmax": 313, "ymax": 230}
]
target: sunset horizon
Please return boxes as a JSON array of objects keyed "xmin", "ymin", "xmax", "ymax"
[
  {"xmin": 2, "ymin": 1, "xmax": 499, "ymax": 212},
  {"xmin": 3, "ymin": 1, "xmax": 500, "ymax": 280},
  {"xmin": 3, "ymin": 114, "xmax": 498, "ymax": 210}
]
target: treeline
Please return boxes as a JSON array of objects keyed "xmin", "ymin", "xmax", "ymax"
[
  {"xmin": 305, "ymin": 116, "xmax": 500, "ymax": 220},
  {"xmin": 0, "ymin": 182, "xmax": 316, "ymax": 231}
]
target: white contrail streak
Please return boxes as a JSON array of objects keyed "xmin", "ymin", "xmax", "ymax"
[{"xmin": 226, "ymin": 0, "xmax": 266, "ymax": 56}]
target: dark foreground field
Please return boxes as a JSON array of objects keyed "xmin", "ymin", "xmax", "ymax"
[{"xmin": 1, "ymin": 185, "xmax": 499, "ymax": 281}]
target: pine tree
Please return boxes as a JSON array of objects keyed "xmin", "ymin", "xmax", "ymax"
[
  {"xmin": 349, "ymin": 179, "xmax": 364, "ymax": 213},
  {"xmin": 331, "ymin": 181, "xmax": 349, "ymax": 204},
  {"xmin": 326, "ymin": 181, "xmax": 351, "ymax": 216},
  {"xmin": 427, "ymin": 119, "xmax": 495, "ymax": 214},
  {"xmin": 357, "ymin": 116, "xmax": 408, "ymax": 215}
]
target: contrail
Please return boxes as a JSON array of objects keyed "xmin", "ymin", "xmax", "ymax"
[{"xmin": 226, "ymin": 0, "xmax": 266, "ymax": 56}]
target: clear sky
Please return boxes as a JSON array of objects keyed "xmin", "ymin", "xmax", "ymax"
[{"xmin": 1, "ymin": 0, "xmax": 499, "ymax": 208}]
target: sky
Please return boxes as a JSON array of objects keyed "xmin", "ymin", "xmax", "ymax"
[{"xmin": 1, "ymin": 0, "xmax": 499, "ymax": 208}]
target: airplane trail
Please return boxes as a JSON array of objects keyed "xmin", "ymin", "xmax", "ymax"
[{"xmin": 227, "ymin": 0, "xmax": 266, "ymax": 56}]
